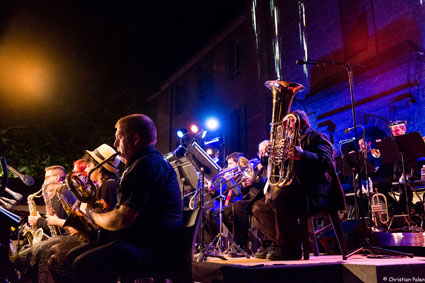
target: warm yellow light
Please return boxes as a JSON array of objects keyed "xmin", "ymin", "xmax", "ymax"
[{"xmin": 0, "ymin": 44, "xmax": 53, "ymax": 106}]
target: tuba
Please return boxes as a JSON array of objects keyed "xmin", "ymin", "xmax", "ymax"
[{"xmin": 265, "ymin": 80, "xmax": 304, "ymax": 189}]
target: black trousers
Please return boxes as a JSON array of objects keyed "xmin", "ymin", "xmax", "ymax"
[
  {"xmin": 252, "ymin": 188, "xmax": 306, "ymax": 258},
  {"xmin": 72, "ymin": 240, "xmax": 158, "ymax": 283},
  {"xmin": 223, "ymin": 199, "xmax": 251, "ymax": 249}
]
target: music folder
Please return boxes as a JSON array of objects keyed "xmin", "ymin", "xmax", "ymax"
[{"xmin": 376, "ymin": 132, "xmax": 425, "ymax": 164}]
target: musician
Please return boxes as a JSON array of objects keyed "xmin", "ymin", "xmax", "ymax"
[
  {"xmin": 48, "ymin": 144, "xmax": 120, "ymax": 282},
  {"xmin": 204, "ymin": 152, "xmax": 244, "ymax": 245},
  {"xmin": 389, "ymin": 120, "xmax": 407, "ymax": 137},
  {"xmin": 388, "ymin": 120, "xmax": 418, "ymax": 216},
  {"xmin": 252, "ymin": 110, "xmax": 344, "ymax": 260},
  {"xmin": 12, "ymin": 165, "xmax": 77, "ymax": 282},
  {"xmin": 73, "ymin": 158, "xmax": 87, "ymax": 177},
  {"xmin": 223, "ymin": 142, "xmax": 268, "ymax": 256},
  {"xmin": 72, "ymin": 114, "xmax": 183, "ymax": 282}
]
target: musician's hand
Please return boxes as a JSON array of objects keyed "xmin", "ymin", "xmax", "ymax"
[
  {"xmin": 241, "ymin": 177, "xmax": 252, "ymax": 187},
  {"xmin": 28, "ymin": 212, "xmax": 41, "ymax": 226},
  {"xmin": 66, "ymin": 227, "xmax": 78, "ymax": 235},
  {"xmin": 79, "ymin": 202, "xmax": 89, "ymax": 215},
  {"xmin": 259, "ymin": 141, "xmax": 271, "ymax": 158},
  {"xmin": 46, "ymin": 214, "xmax": 65, "ymax": 227},
  {"xmin": 289, "ymin": 139, "xmax": 303, "ymax": 160}
]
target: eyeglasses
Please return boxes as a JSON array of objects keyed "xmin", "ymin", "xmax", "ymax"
[{"xmin": 44, "ymin": 174, "xmax": 58, "ymax": 180}]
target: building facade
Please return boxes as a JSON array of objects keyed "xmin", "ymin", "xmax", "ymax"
[{"xmin": 147, "ymin": 0, "xmax": 425, "ymax": 162}]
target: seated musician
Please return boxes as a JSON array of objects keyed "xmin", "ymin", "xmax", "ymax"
[
  {"xmin": 252, "ymin": 110, "xmax": 345, "ymax": 260},
  {"xmin": 204, "ymin": 152, "xmax": 244, "ymax": 245},
  {"xmin": 72, "ymin": 114, "xmax": 182, "ymax": 282},
  {"xmin": 223, "ymin": 141, "xmax": 268, "ymax": 257},
  {"xmin": 48, "ymin": 144, "xmax": 120, "ymax": 282},
  {"xmin": 12, "ymin": 165, "xmax": 77, "ymax": 283},
  {"xmin": 387, "ymin": 120, "xmax": 420, "ymax": 217}
]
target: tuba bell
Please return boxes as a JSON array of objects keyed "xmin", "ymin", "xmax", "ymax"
[{"xmin": 265, "ymin": 80, "xmax": 304, "ymax": 189}]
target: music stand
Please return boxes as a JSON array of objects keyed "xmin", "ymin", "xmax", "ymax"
[
  {"xmin": 376, "ymin": 132, "xmax": 425, "ymax": 230},
  {"xmin": 185, "ymin": 142, "xmax": 223, "ymax": 261},
  {"xmin": 202, "ymin": 174, "xmax": 250, "ymax": 259},
  {"xmin": 170, "ymin": 157, "xmax": 199, "ymax": 207}
]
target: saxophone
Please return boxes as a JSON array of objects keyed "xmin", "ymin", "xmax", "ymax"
[
  {"xmin": 23, "ymin": 187, "xmax": 48, "ymax": 245},
  {"xmin": 42, "ymin": 184, "xmax": 62, "ymax": 237},
  {"xmin": 56, "ymin": 185, "xmax": 99, "ymax": 241},
  {"xmin": 265, "ymin": 80, "xmax": 304, "ymax": 189}
]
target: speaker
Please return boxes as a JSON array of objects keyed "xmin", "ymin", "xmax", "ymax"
[{"xmin": 317, "ymin": 219, "xmax": 363, "ymax": 254}]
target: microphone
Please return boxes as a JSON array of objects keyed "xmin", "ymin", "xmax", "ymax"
[
  {"xmin": 8, "ymin": 165, "xmax": 35, "ymax": 186},
  {"xmin": 338, "ymin": 137, "xmax": 355, "ymax": 144},
  {"xmin": 4, "ymin": 187, "xmax": 23, "ymax": 201},
  {"xmin": 296, "ymin": 59, "xmax": 308, "ymax": 65},
  {"xmin": 295, "ymin": 59, "xmax": 318, "ymax": 66},
  {"xmin": 0, "ymin": 196, "xmax": 17, "ymax": 205},
  {"xmin": 0, "ymin": 199, "xmax": 14, "ymax": 210}
]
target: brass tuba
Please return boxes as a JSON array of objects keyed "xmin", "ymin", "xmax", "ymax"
[{"xmin": 265, "ymin": 80, "xmax": 304, "ymax": 189}]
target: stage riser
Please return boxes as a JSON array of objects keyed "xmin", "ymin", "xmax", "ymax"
[{"xmin": 193, "ymin": 260, "xmax": 425, "ymax": 283}]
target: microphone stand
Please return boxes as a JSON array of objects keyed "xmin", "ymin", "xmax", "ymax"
[{"xmin": 301, "ymin": 59, "xmax": 413, "ymax": 259}]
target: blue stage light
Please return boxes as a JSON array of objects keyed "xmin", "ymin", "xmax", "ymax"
[
  {"xmin": 206, "ymin": 117, "xmax": 219, "ymax": 130},
  {"xmin": 176, "ymin": 129, "xmax": 186, "ymax": 138}
]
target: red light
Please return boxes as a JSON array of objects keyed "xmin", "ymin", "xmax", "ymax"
[{"xmin": 190, "ymin": 124, "xmax": 199, "ymax": 133}]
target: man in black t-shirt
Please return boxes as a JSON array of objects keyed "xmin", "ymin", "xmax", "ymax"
[{"xmin": 73, "ymin": 114, "xmax": 183, "ymax": 282}]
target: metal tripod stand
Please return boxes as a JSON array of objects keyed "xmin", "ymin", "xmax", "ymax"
[{"xmin": 203, "ymin": 180, "xmax": 250, "ymax": 259}]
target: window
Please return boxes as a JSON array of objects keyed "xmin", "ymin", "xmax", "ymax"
[
  {"xmin": 197, "ymin": 62, "xmax": 213, "ymax": 99},
  {"xmin": 175, "ymin": 81, "xmax": 187, "ymax": 115},
  {"xmin": 226, "ymin": 41, "xmax": 241, "ymax": 79}
]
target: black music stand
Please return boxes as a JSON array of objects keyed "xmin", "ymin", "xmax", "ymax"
[
  {"xmin": 185, "ymin": 142, "xmax": 223, "ymax": 261},
  {"xmin": 341, "ymin": 152, "xmax": 375, "ymax": 219},
  {"xmin": 377, "ymin": 132, "xmax": 425, "ymax": 230},
  {"xmin": 202, "ymin": 174, "xmax": 250, "ymax": 259}
]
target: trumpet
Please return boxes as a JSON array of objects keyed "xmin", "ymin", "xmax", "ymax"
[
  {"xmin": 371, "ymin": 148, "xmax": 381, "ymax": 158},
  {"xmin": 210, "ymin": 157, "xmax": 259, "ymax": 188}
]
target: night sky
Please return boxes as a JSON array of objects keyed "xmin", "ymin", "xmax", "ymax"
[{"xmin": 0, "ymin": 0, "xmax": 246, "ymax": 176}]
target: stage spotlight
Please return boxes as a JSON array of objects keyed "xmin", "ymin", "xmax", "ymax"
[
  {"xmin": 206, "ymin": 148, "xmax": 213, "ymax": 155},
  {"xmin": 176, "ymin": 129, "xmax": 187, "ymax": 138},
  {"xmin": 206, "ymin": 118, "xmax": 219, "ymax": 131},
  {"xmin": 190, "ymin": 124, "xmax": 199, "ymax": 133}
]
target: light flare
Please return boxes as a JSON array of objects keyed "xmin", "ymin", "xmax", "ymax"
[{"xmin": 298, "ymin": 0, "xmax": 309, "ymax": 79}]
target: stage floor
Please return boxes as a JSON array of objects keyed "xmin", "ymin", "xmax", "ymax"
[{"xmin": 192, "ymin": 254, "xmax": 425, "ymax": 283}]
